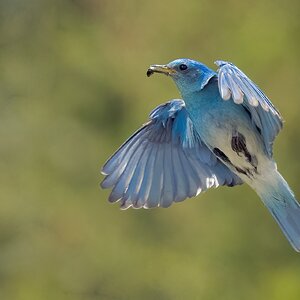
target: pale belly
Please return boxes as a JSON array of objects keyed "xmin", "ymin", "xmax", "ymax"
[{"xmin": 187, "ymin": 102, "xmax": 270, "ymax": 182}]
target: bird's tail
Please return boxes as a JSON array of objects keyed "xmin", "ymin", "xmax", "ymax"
[{"xmin": 255, "ymin": 170, "xmax": 300, "ymax": 252}]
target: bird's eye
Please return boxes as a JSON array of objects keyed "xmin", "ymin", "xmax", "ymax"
[{"xmin": 179, "ymin": 64, "xmax": 188, "ymax": 71}]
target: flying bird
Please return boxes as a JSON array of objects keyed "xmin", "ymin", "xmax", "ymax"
[{"xmin": 101, "ymin": 58, "xmax": 300, "ymax": 252}]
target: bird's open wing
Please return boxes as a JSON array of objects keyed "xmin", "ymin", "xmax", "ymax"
[
  {"xmin": 101, "ymin": 99, "xmax": 242, "ymax": 209},
  {"xmin": 215, "ymin": 60, "xmax": 283, "ymax": 156}
]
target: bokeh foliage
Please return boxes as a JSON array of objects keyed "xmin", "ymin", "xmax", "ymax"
[{"xmin": 0, "ymin": 0, "xmax": 300, "ymax": 299}]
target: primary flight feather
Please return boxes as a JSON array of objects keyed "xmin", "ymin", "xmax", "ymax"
[{"xmin": 101, "ymin": 58, "xmax": 300, "ymax": 252}]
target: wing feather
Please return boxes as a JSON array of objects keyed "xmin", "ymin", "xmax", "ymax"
[
  {"xmin": 216, "ymin": 60, "xmax": 283, "ymax": 156},
  {"xmin": 171, "ymin": 145, "xmax": 189, "ymax": 203},
  {"xmin": 135, "ymin": 144, "xmax": 157, "ymax": 209},
  {"xmin": 101, "ymin": 99, "xmax": 243, "ymax": 209},
  {"xmin": 160, "ymin": 142, "xmax": 174, "ymax": 208},
  {"xmin": 146, "ymin": 143, "xmax": 164, "ymax": 208}
]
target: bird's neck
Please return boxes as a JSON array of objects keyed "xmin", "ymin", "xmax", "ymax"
[{"xmin": 181, "ymin": 79, "xmax": 220, "ymax": 113}]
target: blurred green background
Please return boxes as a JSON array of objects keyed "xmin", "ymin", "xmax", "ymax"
[{"xmin": 0, "ymin": 0, "xmax": 300, "ymax": 299}]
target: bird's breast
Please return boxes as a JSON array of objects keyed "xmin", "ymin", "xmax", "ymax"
[{"xmin": 184, "ymin": 92, "xmax": 268, "ymax": 182}]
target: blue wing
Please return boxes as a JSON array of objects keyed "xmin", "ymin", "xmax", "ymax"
[
  {"xmin": 101, "ymin": 99, "xmax": 243, "ymax": 209},
  {"xmin": 215, "ymin": 60, "xmax": 283, "ymax": 156}
]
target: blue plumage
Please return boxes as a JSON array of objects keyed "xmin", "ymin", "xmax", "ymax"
[
  {"xmin": 101, "ymin": 59, "xmax": 300, "ymax": 252},
  {"xmin": 101, "ymin": 99, "xmax": 242, "ymax": 209}
]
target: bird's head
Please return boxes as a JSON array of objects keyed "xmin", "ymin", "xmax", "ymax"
[{"xmin": 147, "ymin": 58, "xmax": 216, "ymax": 94}]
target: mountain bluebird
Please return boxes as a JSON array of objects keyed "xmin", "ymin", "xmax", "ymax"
[{"xmin": 101, "ymin": 59, "xmax": 300, "ymax": 252}]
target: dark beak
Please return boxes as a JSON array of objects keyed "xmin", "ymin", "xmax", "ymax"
[{"xmin": 147, "ymin": 64, "xmax": 176, "ymax": 77}]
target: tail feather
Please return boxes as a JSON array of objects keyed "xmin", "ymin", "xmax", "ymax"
[{"xmin": 256, "ymin": 171, "xmax": 300, "ymax": 252}]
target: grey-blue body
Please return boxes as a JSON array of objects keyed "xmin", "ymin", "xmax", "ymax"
[
  {"xmin": 101, "ymin": 59, "xmax": 300, "ymax": 252},
  {"xmin": 184, "ymin": 78, "xmax": 265, "ymax": 181}
]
